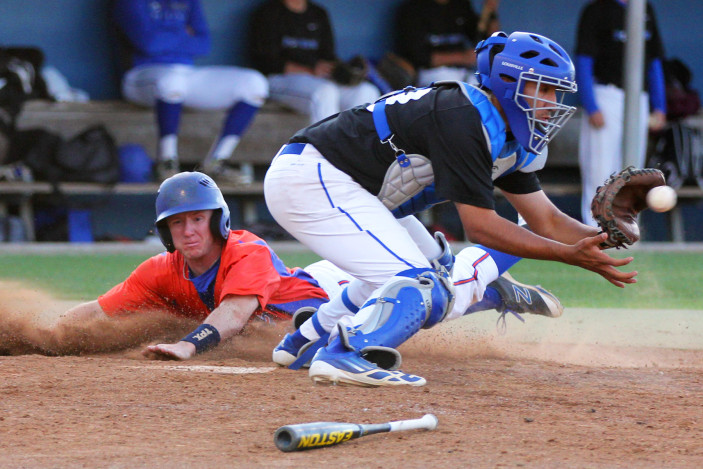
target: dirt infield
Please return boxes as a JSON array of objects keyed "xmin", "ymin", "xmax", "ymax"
[{"xmin": 2, "ymin": 282, "xmax": 703, "ymax": 468}]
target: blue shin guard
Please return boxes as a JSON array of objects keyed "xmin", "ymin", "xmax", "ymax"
[
  {"xmin": 346, "ymin": 277, "xmax": 430, "ymax": 368},
  {"xmin": 309, "ymin": 268, "xmax": 453, "ymax": 386},
  {"xmin": 349, "ymin": 268, "xmax": 452, "ymax": 349}
]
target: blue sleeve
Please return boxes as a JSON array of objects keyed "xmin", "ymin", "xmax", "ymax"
[
  {"xmin": 184, "ymin": 0, "xmax": 211, "ymax": 56},
  {"xmin": 647, "ymin": 58, "xmax": 666, "ymax": 113},
  {"xmin": 576, "ymin": 55, "xmax": 599, "ymax": 115},
  {"xmin": 113, "ymin": 0, "xmax": 210, "ymax": 60}
]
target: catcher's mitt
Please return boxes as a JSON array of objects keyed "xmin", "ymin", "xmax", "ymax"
[{"xmin": 591, "ymin": 166, "xmax": 666, "ymax": 248}]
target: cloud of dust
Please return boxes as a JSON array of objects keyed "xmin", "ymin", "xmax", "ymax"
[
  {"xmin": 0, "ymin": 281, "xmax": 195, "ymax": 356},
  {"xmin": 3, "ymin": 281, "xmax": 700, "ymax": 370},
  {"xmin": 211, "ymin": 320, "xmax": 291, "ymax": 362},
  {"xmin": 402, "ymin": 316, "xmax": 703, "ymax": 370}
]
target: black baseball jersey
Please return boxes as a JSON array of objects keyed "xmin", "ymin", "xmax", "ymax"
[
  {"xmin": 290, "ymin": 83, "xmax": 541, "ymax": 210},
  {"xmin": 396, "ymin": 0, "xmax": 480, "ymax": 69},
  {"xmin": 576, "ymin": 0, "xmax": 664, "ymax": 88},
  {"xmin": 250, "ymin": 0, "xmax": 336, "ymax": 75}
]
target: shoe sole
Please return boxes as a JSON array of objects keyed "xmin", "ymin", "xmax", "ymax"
[
  {"xmin": 309, "ymin": 360, "xmax": 426, "ymax": 387},
  {"xmin": 499, "ymin": 272, "xmax": 564, "ymax": 318}
]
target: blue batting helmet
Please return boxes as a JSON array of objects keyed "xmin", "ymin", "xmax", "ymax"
[
  {"xmin": 475, "ymin": 31, "xmax": 578, "ymax": 154},
  {"xmin": 155, "ymin": 172, "xmax": 231, "ymax": 252}
]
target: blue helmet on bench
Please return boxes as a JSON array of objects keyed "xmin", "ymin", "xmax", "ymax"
[
  {"xmin": 155, "ymin": 172, "xmax": 231, "ymax": 252},
  {"xmin": 475, "ymin": 31, "xmax": 577, "ymax": 154}
]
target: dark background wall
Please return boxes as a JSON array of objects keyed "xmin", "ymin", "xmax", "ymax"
[{"xmin": 1, "ymin": 0, "xmax": 699, "ymax": 101}]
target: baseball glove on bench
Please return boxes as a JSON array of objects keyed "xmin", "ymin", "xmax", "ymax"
[{"xmin": 590, "ymin": 166, "xmax": 666, "ymax": 249}]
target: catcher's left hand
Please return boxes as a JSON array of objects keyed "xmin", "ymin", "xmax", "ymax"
[{"xmin": 590, "ymin": 166, "xmax": 666, "ymax": 249}]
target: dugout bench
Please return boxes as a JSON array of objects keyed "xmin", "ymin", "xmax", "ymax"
[
  {"xmin": 15, "ymin": 99, "xmax": 307, "ymax": 169},
  {"xmin": 0, "ymin": 99, "xmax": 307, "ymax": 241}
]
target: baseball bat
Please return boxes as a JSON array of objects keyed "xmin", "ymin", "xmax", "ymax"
[{"xmin": 273, "ymin": 413, "xmax": 438, "ymax": 452}]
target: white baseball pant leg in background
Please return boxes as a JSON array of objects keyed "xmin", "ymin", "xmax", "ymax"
[
  {"xmin": 579, "ymin": 84, "xmax": 649, "ymax": 226},
  {"xmin": 122, "ymin": 64, "xmax": 268, "ymax": 109},
  {"xmin": 302, "ymin": 260, "xmax": 354, "ymax": 301},
  {"xmin": 267, "ymin": 73, "xmax": 379, "ymax": 124},
  {"xmin": 416, "ymin": 66, "xmax": 478, "ymax": 87}
]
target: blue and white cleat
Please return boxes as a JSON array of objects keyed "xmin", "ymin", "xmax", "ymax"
[
  {"xmin": 272, "ymin": 307, "xmax": 325, "ymax": 369},
  {"xmin": 308, "ymin": 346, "xmax": 426, "ymax": 387},
  {"xmin": 272, "ymin": 333, "xmax": 307, "ymax": 367}
]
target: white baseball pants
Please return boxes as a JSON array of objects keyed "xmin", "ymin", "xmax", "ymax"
[
  {"xmin": 267, "ymin": 73, "xmax": 380, "ymax": 124},
  {"xmin": 579, "ymin": 84, "xmax": 649, "ymax": 226},
  {"xmin": 122, "ymin": 64, "xmax": 268, "ymax": 109}
]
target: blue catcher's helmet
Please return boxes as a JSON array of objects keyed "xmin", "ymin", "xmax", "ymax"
[
  {"xmin": 475, "ymin": 31, "xmax": 578, "ymax": 154},
  {"xmin": 155, "ymin": 172, "xmax": 231, "ymax": 252}
]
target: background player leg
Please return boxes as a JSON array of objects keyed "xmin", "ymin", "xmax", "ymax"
[
  {"xmin": 268, "ymin": 74, "xmax": 340, "ymax": 124},
  {"xmin": 579, "ymin": 85, "xmax": 623, "ymax": 226},
  {"xmin": 122, "ymin": 64, "xmax": 193, "ymax": 181},
  {"xmin": 155, "ymin": 99, "xmax": 182, "ymax": 179},
  {"xmin": 338, "ymin": 81, "xmax": 381, "ymax": 114},
  {"xmin": 185, "ymin": 66, "xmax": 269, "ymax": 184}
]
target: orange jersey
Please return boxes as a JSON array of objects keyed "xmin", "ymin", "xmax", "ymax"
[{"xmin": 98, "ymin": 230, "xmax": 328, "ymax": 322}]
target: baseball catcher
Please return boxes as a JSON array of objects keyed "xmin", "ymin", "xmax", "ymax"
[
  {"xmin": 265, "ymin": 30, "xmax": 642, "ymax": 388},
  {"xmin": 591, "ymin": 166, "xmax": 666, "ymax": 248}
]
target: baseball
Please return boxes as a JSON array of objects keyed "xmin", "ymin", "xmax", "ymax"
[{"xmin": 646, "ymin": 186, "xmax": 677, "ymax": 212}]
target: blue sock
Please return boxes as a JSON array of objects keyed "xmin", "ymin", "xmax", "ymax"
[
  {"xmin": 156, "ymin": 100, "xmax": 182, "ymax": 136},
  {"xmin": 288, "ymin": 329, "xmax": 310, "ymax": 348},
  {"xmin": 463, "ymin": 286, "xmax": 503, "ymax": 315},
  {"xmin": 222, "ymin": 101, "xmax": 259, "ymax": 137},
  {"xmin": 475, "ymin": 245, "xmax": 522, "ymax": 275}
]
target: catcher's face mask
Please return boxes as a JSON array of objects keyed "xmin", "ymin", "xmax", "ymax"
[{"xmin": 515, "ymin": 74, "xmax": 577, "ymax": 154}]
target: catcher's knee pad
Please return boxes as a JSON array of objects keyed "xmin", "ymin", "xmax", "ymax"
[{"xmin": 343, "ymin": 268, "xmax": 452, "ymax": 351}]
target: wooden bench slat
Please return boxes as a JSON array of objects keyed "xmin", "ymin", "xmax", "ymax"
[{"xmin": 17, "ymin": 100, "xmax": 308, "ymax": 166}]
